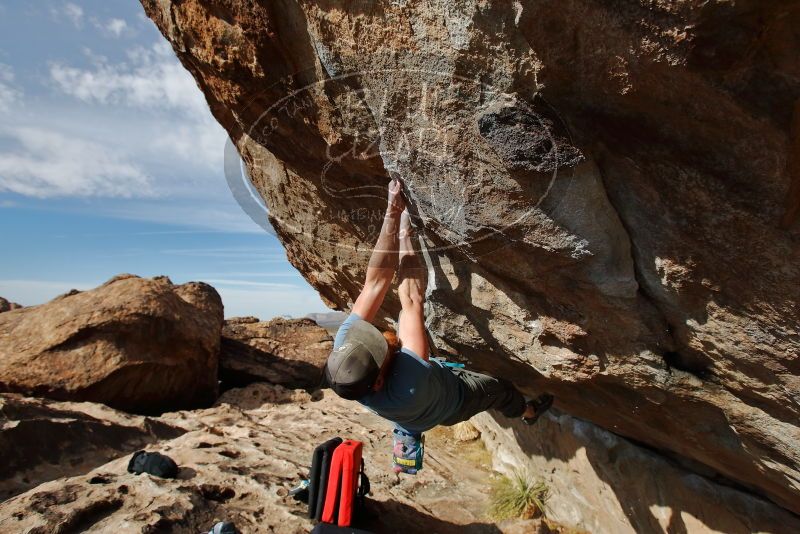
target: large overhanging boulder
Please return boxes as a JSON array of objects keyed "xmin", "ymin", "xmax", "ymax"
[{"xmin": 140, "ymin": 0, "xmax": 800, "ymax": 513}]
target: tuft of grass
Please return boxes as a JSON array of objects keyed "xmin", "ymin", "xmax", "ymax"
[{"xmin": 488, "ymin": 470, "xmax": 548, "ymax": 521}]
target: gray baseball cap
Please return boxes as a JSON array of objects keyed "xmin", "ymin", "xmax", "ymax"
[{"xmin": 324, "ymin": 319, "xmax": 388, "ymax": 399}]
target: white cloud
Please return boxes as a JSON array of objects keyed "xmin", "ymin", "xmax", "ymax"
[
  {"xmin": 49, "ymin": 42, "xmax": 226, "ymax": 171},
  {"xmin": 152, "ymin": 120, "xmax": 226, "ymax": 171},
  {"xmin": 61, "ymin": 3, "xmax": 84, "ymax": 28},
  {"xmin": 90, "ymin": 202, "xmax": 265, "ymax": 233},
  {"xmin": 0, "ymin": 126, "xmax": 152, "ymax": 198},
  {"xmin": 0, "ymin": 64, "xmax": 21, "ymax": 113},
  {"xmin": 106, "ymin": 18, "xmax": 128, "ymax": 37},
  {"xmin": 50, "ymin": 42, "xmax": 208, "ymax": 117},
  {"xmin": 89, "ymin": 17, "xmax": 131, "ymax": 37},
  {"xmin": 158, "ymin": 247, "xmax": 284, "ymax": 259}
]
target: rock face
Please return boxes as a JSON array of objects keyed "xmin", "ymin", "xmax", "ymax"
[
  {"xmin": 0, "ymin": 393, "xmax": 186, "ymax": 501},
  {"xmin": 472, "ymin": 410, "xmax": 800, "ymax": 534},
  {"xmin": 0, "ymin": 274, "xmax": 224, "ymax": 414},
  {"xmin": 0, "ymin": 297, "xmax": 22, "ymax": 313},
  {"xmin": 140, "ymin": 0, "xmax": 800, "ymax": 515},
  {"xmin": 0, "ymin": 384, "xmax": 537, "ymax": 534},
  {"xmin": 220, "ymin": 316, "xmax": 332, "ymax": 389}
]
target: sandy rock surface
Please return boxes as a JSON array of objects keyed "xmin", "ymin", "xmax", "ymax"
[
  {"xmin": 0, "ymin": 394, "xmax": 186, "ymax": 501},
  {"xmin": 0, "ymin": 384, "xmax": 533, "ymax": 534}
]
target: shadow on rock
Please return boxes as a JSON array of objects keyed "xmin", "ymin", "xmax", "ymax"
[
  {"xmin": 362, "ymin": 498, "xmax": 502, "ymax": 534},
  {"xmin": 482, "ymin": 409, "xmax": 800, "ymax": 533}
]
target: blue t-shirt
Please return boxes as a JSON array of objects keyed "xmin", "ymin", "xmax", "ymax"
[{"xmin": 333, "ymin": 312, "xmax": 463, "ymax": 435}]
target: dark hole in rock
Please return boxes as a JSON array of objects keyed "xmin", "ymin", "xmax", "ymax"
[
  {"xmin": 59, "ymin": 498, "xmax": 123, "ymax": 534},
  {"xmin": 477, "ymin": 96, "xmax": 583, "ymax": 174},
  {"xmin": 218, "ymin": 449, "xmax": 240, "ymax": 459},
  {"xmin": 251, "ymin": 473, "xmax": 271, "ymax": 486},
  {"xmin": 118, "ymin": 485, "xmax": 129, "ymax": 494},
  {"xmin": 200, "ymin": 484, "xmax": 236, "ymax": 502},
  {"xmin": 89, "ymin": 474, "xmax": 113, "ymax": 484},
  {"xmin": 143, "ymin": 517, "xmax": 178, "ymax": 533},
  {"xmin": 195, "ymin": 442, "xmax": 214, "ymax": 449},
  {"xmin": 663, "ymin": 351, "xmax": 713, "ymax": 380}
]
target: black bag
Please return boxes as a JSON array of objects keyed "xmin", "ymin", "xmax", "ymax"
[
  {"xmin": 310, "ymin": 524, "xmax": 374, "ymax": 534},
  {"xmin": 127, "ymin": 450, "xmax": 179, "ymax": 479},
  {"xmin": 308, "ymin": 437, "xmax": 343, "ymax": 520}
]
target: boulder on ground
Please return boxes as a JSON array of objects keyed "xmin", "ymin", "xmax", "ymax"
[
  {"xmin": 0, "ymin": 393, "xmax": 186, "ymax": 500},
  {"xmin": 0, "ymin": 274, "xmax": 224, "ymax": 414},
  {"xmin": 453, "ymin": 421, "xmax": 481, "ymax": 442},
  {"xmin": 220, "ymin": 316, "xmax": 332, "ymax": 390},
  {"xmin": 0, "ymin": 297, "xmax": 22, "ymax": 313}
]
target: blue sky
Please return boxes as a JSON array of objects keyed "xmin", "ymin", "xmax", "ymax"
[{"xmin": 0, "ymin": 0, "xmax": 329, "ymax": 318}]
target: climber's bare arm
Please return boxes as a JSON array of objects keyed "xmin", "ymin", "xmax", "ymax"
[
  {"xmin": 397, "ymin": 209, "xmax": 429, "ymax": 360},
  {"xmin": 352, "ymin": 179, "xmax": 405, "ymax": 322}
]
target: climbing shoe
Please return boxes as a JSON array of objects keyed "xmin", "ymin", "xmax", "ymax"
[{"xmin": 522, "ymin": 394, "xmax": 554, "ymax": 426}]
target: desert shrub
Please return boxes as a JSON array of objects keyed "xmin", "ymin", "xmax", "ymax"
[{"xmin": 488, "ymin": 470, "xmax": 548, "ymax": 520}]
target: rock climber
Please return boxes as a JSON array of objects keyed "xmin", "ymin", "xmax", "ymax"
[{"xmin": 324, "ymin": 178, "xmax": 554, "ymax": 473}]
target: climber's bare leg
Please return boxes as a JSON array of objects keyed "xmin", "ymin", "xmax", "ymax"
[{"xmin": 397, "ymin": 209, "xmax": 429, "ymax": 359}]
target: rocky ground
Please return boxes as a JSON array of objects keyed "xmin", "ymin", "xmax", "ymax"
[
  {"xmin": 2, "ymin": 275, "xmax": 797, "ymax": 532},
  {"xmin": 0, "ymin": 277, "xmax": 560, "ymax": 533},
  {"xmin": 0, "ymin": 383, "xmax": 554, "ymax": 533}
]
